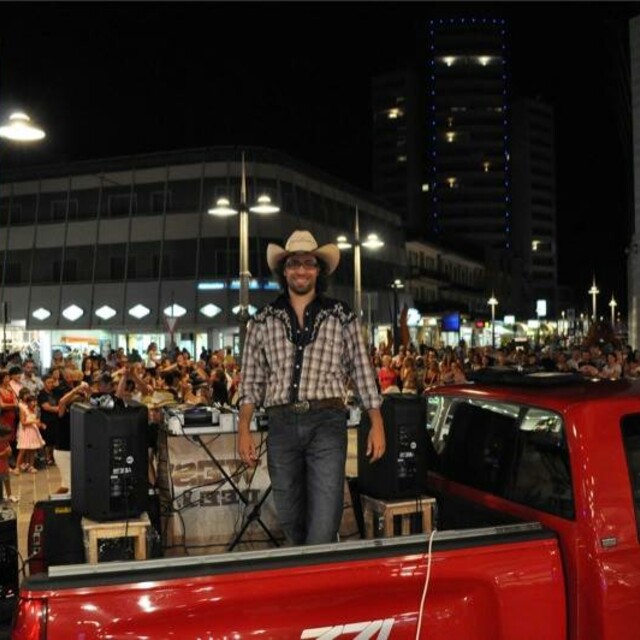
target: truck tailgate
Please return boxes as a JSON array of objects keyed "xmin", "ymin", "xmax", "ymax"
[{"xmin": 14, "ymin": 523, "xmax": 566, "ymax": 640}]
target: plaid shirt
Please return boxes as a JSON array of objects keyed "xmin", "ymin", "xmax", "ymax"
[{"xmin": 239, "ymin": 294, "xmax": 381, "ymax": 410}]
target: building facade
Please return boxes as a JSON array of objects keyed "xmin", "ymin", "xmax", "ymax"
[
  {"xmin": 629, "ymin": 15, "xmax": 640, "ymax": 348},
  {"xmin": 0, "ymin": 147, "xmax": 407, "ymax": 366},
  {"xmin": 510, "ymin": 97, "xmax": 559, "ymax": 317},
  {"xmin": 426, "ymin": 18, "xmax": 511, "ymax": 250},
  {"xmin": 371, "ymin": 17, "xmax": 561, "ymax": 319}
]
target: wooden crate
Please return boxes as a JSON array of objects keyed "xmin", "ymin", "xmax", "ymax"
[
  {"xmin": 81, "ymin": 512, "xmax": 150, "ymax": 563},
  {"xmin": 361, "ymin": 495, "xmax": 436, "ymax": 539}
]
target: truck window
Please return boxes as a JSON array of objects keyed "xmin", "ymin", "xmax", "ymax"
[
  {"xmin": 509, "ymin": 408, "xmax": 574, "ymax": 519},
  {"xmin": 436, "ymin": 400, "xmax": 518, "ymax": 495},
  {"xmin": 621, "ymin": 415, "xmax": 640, "ymax": 540},
  {"xmin": 429, "ymin": 397, "xmax": 574, "ymax": 519}
]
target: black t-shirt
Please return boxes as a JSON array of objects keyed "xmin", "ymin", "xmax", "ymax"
[
  {"xmin": 37, "ymin": 389, "xmax": 59, "ymax": 429},
  {"xmin": 53, "ymin": 382, "xmax": 72, "ymax": 451}
]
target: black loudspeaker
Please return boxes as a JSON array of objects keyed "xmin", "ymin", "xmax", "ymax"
[
  {"xmin": 71, "ymin": 402, "xmax": 149, "ymax": 521},
  {"xmin": 27, "ymin": 499, "xmax": 84, "ymax": 574},
  {"xmin": 358, "ymin": 394, "xmax": 429, "ymax": 499},
  {"xmin": 0, "ymin": 508, "xmax": 18, "ymax": 601}
]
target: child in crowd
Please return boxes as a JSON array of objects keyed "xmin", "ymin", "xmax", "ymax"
[
  {"xmin": 14, "ymin": 390, "xmax": 45, "ymax": 473},
  {"xmin": 0, "ymin": 424, "xmax": 18, "ymax": 502}
]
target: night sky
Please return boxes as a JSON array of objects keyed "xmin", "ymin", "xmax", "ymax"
[{"xmin": 1, "ymin": 1, "xmax": 637, "ymax": 313}]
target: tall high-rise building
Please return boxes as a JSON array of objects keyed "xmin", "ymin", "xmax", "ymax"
[
  {"xmin": 510, "ymin": 97, "xmax": 558, "ymax": 316},
  {"xmin": 628, "ymin": 15, "xmax": 640, "ymax": 347},
  {"xmin": 372, "ymin": 17, "xmax": 560, "ymax": 316},
  {"xmin": 371, "ymin": 69, "xmax": 424, "ymax": 235},
  {"xmin": 426, "ymin": 18, "xmax": 510, "ymax": 250}
]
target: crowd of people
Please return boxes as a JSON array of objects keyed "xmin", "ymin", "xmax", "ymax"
[
  {"xmin": 1, "ymin": 335, "xmax": 639, "ymax": 507},
  {"xmin": 371, "ymin": 340, "xmax": 640, "ymax": 395},
  {"xmin": 0, "ymin": 342, "xmax": 245, "ymax": 504}
]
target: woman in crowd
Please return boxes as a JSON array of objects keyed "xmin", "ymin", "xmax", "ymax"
[
  {"xmin": 0, "ymin": 371, "xmax": 18, "ymax": 464},
  {"xmin": 400, "ymin": 355, "xmax": 418, "ymax": 394},
  {"xmin": 377, "ymin": 355, "xmax": 399, "ymax": 392}
]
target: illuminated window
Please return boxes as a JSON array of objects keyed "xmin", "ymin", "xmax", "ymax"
[
  {"xmin": 447, "ymin": 177, "xmax": 458, "ymax": 189},
  {"xmin": 446, "ymin": 131, "xmax": 456, "ymax": 143},
  {"xmin": 532, "ymin": 240, "xmax": 540, "ymax": 252},
  {"xmin": 95, "ymin": 305, "xmax": 117, "ymax": 320},
  {"xmin": 397, "ymin": 155, "xmax": 407, "ymax": 163},
  {"xmin": 198, "ymin": 281, "xmax": 226, "ymax": 290},
  {"xmin": 129, "ymin": 304, "xmax": 151, "ymax": 319},
  {"xmin": 200, "ymin": 303, "xmax": 222, "ymax": 318},
  {"xmin": 163, "ymin": 304, "xmax": 187, "ymax": 318},
  {"xmin": 421, "ymin": 183, "xmax": 430, "ymax": 192},
  {"xmin": 62, "ymin": 304, "xmax": 83, "ymax": 322},
  {"xmin": 232, "ymin": 305, "xmax": 257, "ymax": 316},
  {"xmin": 32, "ymin": 307, "xmax": 51, "ymax": 321},
  {"xmin": 387, "ymin": 108, "xmax": 404, "ymax": 119}
]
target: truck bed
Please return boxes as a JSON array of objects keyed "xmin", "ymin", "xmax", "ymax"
[{"xmin": 15, "ymin": 504, "xmax": 566, "ymax": 640}]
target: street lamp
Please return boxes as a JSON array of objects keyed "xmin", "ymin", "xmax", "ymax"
[
  {"xmin": 336, "ymin": 206, "xmax": 384, "ymax": 319},
  {"xmin": 0, "ymin": 112, "xmax": 45, "ymax": 142},
  {"xmin": 208, "ymin": 152, "xmax": 280, "ymax": 356},
  {"xmin": 390, "ymin": 279, "xmax": 404, "ymax": 352},
  {"xmin": 0, "ymin": 111, "xmax": 46, "ymax": 359},
  {"xmin": 588, "ymin": 277, "xmax": 599, "ymax": 322},
  {"xmin": 609, "ymin": 295, "xmax": 617, "ymax": 329},
  {"xmin": 487, "ymin": 292, "xmax": 498, "ymax": 349}
]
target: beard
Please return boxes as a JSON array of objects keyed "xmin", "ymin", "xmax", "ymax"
[{"xmin": 287, "ymin": 275, "xmax": 316, "ymax": 296}]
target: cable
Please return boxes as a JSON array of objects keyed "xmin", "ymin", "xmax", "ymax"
[{"xmin": 414, "ymin": 527, "xmax": 438, "ymax": 640}]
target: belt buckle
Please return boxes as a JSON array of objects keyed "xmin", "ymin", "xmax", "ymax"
[{"xmin": 291, "ymin": 400, "xmax": 310, "ymax": 414}]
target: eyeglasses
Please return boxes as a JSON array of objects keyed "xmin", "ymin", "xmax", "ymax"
[{"xmin": 284, "ymin": 257, "xmax": 319, "ymax": 270}]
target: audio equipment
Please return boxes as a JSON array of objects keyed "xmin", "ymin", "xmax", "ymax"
[
  {"xmin": 27, "ymin": 498, "xmax": 84, "ymax": 574},
  {"xmin": 0, "ymin": 507, "xmax": 18, "ymax": 607},
  {"xmin": 165, "ymin": 406, "xmax": 221, "ymax": 435},
  {"xmin": 357, "ymin": 394, "xmax": 429, "ymax": 499},
  {"xmin": 71, "ymin": 402, "xmax": 149, "ymax": 521}
]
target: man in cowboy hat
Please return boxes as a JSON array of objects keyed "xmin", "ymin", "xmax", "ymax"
[{"xmin": 237, "ymin": 230, "xmax": 385, "ymax": 546}]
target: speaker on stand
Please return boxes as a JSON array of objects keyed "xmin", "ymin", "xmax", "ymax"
[
  {"xmin": 71, "ymin": 401, "xmax": 149, "ymax": 521},
  {"xmin": 357, "ymin": 394, "xmax": 429, "ymax": 500}
]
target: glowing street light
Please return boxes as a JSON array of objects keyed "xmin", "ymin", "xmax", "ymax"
[
  {"xmin": 0, "ymin": 112, "xmax": 45, "ymax": 142},
  {"xmin": 609, "ymin": 295, "xmax": 617, "ymax": 329},
  {"xmin": 487, "ymin": 292, "xmax": 498, "ymax": 349},
  {"xmin": 208, "ymin": 152, "xmax": 280, "ymax": 355},
  {"xmin": 336, "ymin": 206, "xmax": 384, "ymax": 320},
  {"xmin": 0, "ymin": 110, "xmax": 46, "ymax": 356},
  {"xmin": 390, "ymin": 278, "xmax": 404, "ymax": 352},
  {"xmin": 588, "ymin": 277, "xmax": 599, "ymax": 321}
]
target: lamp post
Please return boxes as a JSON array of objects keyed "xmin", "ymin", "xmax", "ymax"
[
  {"xmin": 336, "ymin": 206, "xmax": 384, "ymax": 320},
  {"xmin": 208, "ymin": 152, "xmax": 279, "ymax": 356},
  {"xmin": 588, "ymin": 277, "xmax": 599, "ymax": 322},
  {"xmin": 390, "ymin": 279, "xmax": 404, "ymax": 353},
  {"xmin": 0, "ymin": 111, "xmax": 46, "ymax": 360},
  {"xmin": 487, "ymin": 292, "xmax": 498, "ymax": 349},
  {"xmin": 609, "ymin": 295, "xmax": 617, "ymax": 330}
]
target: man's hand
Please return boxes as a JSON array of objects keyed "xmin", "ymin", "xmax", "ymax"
[
  {"xmin": 237, "ymin": 428, "xmax": 258, "ymax": 467},
  {"xmin": 366, "ymin": 408, "xmax": 386, "ymax": 463},
  {"xmin": 237, "ymin": 403, "xmax": 258, "ymax": 467}
]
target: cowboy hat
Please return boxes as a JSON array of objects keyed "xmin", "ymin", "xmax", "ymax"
[{"xmin": 266, "ymin": 230, "xmax": 340, "ymax": 274}]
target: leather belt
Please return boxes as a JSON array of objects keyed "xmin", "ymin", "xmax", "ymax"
[{"xmin": 270, "ymin": 398, "xmax": 345, "ymax": 414}]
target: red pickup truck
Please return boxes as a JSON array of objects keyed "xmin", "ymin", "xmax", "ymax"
[{"xmin": 10, "ymin": 371, "xmax": 640, "ymax": 639}]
